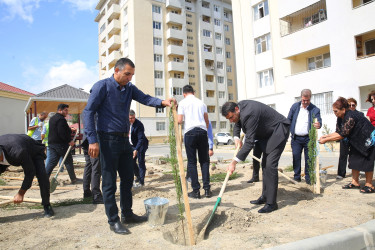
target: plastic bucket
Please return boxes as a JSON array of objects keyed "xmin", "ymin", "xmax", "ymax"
[{"xmin": 144, "ymin": 197, "xmax": 169, "ymax": 227}]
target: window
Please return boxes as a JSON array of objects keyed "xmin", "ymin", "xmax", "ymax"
[
  {"xmin": 204, "ymin": 44, "xmax": 212, "ymax": 52},
  {"xmin": 217, "ymin": 76, "xmax": 224, "ymax": 83},
  {"xmin": 154, "ymin": 71, "xmax": 163, "ymax": 79},
  {"xmin": 124, "ymin": 39, "xmax": 128, "ymax": 49},
  {"xmin": 186, "ymin": 6, "xmax": 192, "ymax": 11},
  {"xmin": 258, "ymin": 68, "xmax": 273, "ymax": 88},
  {"xmin": 123, "ymin": 23, "xmax": 128, "ymax": 33},
  {"xmin": 202, "ymin": 1, "xmax": 210, "ymax": 8},
  {"xmin": 206, "ymin": 75, "xmax": 214, "ymax": 82},
  {"xmin": 225, "ymin": 37, "xmax": 230, "ymax": 45},
  {"xmin": 154, "ymin": 54, "xmax": 162, "ymax": 62},
  {"xmin": 253, "ymin": 0, "xmax": 269, "ymax": 20},
  {"xmin": 156, "ymin": 107, "xmax": 164, "ymax": 114},
  {"xmin": 155, "ymin": 88, "xmax": 164, "ymax": 96},
  {"xmin": 307, "ymin": 53, "xmax": 331, "ymax": 70},
  {"xmin": 189, "ymin": 82, "xmax": 195, "ymax": 86},
  {"xmin": 216, "ymin": 47, "xmax": 223, "ymax": 54},
  {"xmin": 365, "ymin": 39, "xmax": 375, "ymax": 55},
  {"xmin": 186, "ymin": 13, "xmax": 192, "ymax": 17},
  {"xmin": 187, "ymin": 36, "xmax": 193, "ymax": 40},
  {"xmin": 295, "ymin": 91, "xmax": 333, "ymax": 115},
  {"xmin": 208, "ymin": 106, "xmax": 215, "ymax": 113},
  {"xmin": 202, "ymin": 15, "xmax": 211, "ymax": 23},
  {"xmin": 187, "ymin": 43, "xmax": 193, "ymax": 47},
  {"xmin": 227, "ymin": 79, "xmax": 233, "ymax": 86},
  {"xmin": 100, "ymin": 23, "xmax": 106, "ymax": 34},
  {"xmin": 173, "ymin": 87, "xmax": 183, "ymax": 95},
  {"xmin": 303, "ymin": 9, "xmax": 327, "ymax": 27},
  {"xmin": 152, "ymin": 5, "xmax": 161, "ymax": 14},
  {"xmin": 220, "ymin": 121, "xmax": 227, "ymax": 129},
  {"xmin": 226, "ymin": 66, "xmax": 232, "ymax": 72},
  {"xmin": 188, "ymin": 59, "xmax": 194, "ymax": 62},
  {"xmin": 153, "ymin": 37, "xmax": 162, "ymax": 45},
  {"xmin": 215, "ymin": 33, "xmax": 222, "ymax": 40},
  {"xmin": 214, "ymin": 5, "xmax": 220, "ymax": 12},
  {"xmin": 187, "ymin": 28, "xmax": 193, "ymax": 32},
  {"xmin": 185, "ymin": 0, "xmax": 191, "ymax": 2},
  {"xmin": 224, "ymin": 24, "xmax": 229, "ymax": 31},
  {"xmin": 219, "ymin": 91, "xmax": 225, "ymax": 98},
  {"xmin": 174, "ymin": 73, "xmax": 182, "ymax": 78},
  {"xmin": 124, "ymin": 7, "xmax": 127, "ymax": 17},
  {"xmin": 206, "ymin": 90, "xmax": 215, "ymax": 97},
  {"xmin": 172, "ymin": 25, "xmax": 180, "ymax": 30},
  {"xmin": 187, "ymin": 21, "xmax": 192, "ymax": 25},
  {"xmin": 188, "ymin": 51, "xmax": 194, "ymax": 55},
  {"xmin": 228, "ymin": 93, "xmax": 234, "ymax": 101},
  {"xmin": 211, "ymin": 121, "xmax": 216, "ymax": 129},
  {"xmin": 255, "ymin": 33, "xmax": 271, "ymax": 54},
  {"xmin": 189, "ymin": 74, "xmax": 195, "ymax": 78},
  {"xmin": 214, "ymin": 19, "xmax": 221, "ymax": 26},
  {"xmin": 156, "ymin": 122, "xmax": 165, "ymax": 131},
  {"xmin": 188, "ymin": 67, "xmax": 195, "ymax": 70},
  {"xmin": 203, "ymin": 30, "xmax": 211, "ymax": 37},
  {"xmin": 224, "ymin": 11, "xmax": 229, "ymax": 18},
  {"xmin": 217, "ymin": 62, "xmax": 223, "ymax": 69},
  {"xmin": 173, "ymin": 57, "xmax": 181, "ymax": 62},
  {"xmin": 226, "ymin": 52, "xmax": 231, "ymax": 58},
  {"xmin": 153, "ymin": 21, "xmax": 161, "ymax": 30}
]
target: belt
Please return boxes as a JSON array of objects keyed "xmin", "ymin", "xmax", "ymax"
[
  {"xmin": 107, "ymin": 132, "xmax": 129, "ymax": 137},
  {"xmin": 295, "ymin": 134, "xmax": 309, "ymax": 137}
]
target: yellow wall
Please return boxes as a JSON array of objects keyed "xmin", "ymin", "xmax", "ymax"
[{"xmin": 290, "ymin": 45, "xmax": 330, "ymax": 74}]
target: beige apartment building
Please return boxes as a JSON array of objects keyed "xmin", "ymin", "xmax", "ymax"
[
  {"xmin": 232, "ymin": 0, "xmax": 375, "ymax": 132},
  {"xmin": 95, "ymin": 0, "xmax": 237, "ymax": 140}
]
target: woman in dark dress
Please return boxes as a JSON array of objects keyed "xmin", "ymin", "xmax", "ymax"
[{"xmin": 319, "ymin": 97, "xmax": 375, "ymax": 193}]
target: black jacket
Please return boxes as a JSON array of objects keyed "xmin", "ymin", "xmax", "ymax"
[
  {"xmin": 131, "ymin": 119, "xmax": 149, "ymax": 152},
  {"xmin": 233, "ymin": 100, "xmax": 290, "ymax": 161},
  {"xmin": 0, "ymin": 134, "xmax": 46, "ymax": 190},
  {"xmin": 287, "ymin": 101, "xmax": 322, "ymax": 137},
  {"xmin": 48, "ymin": 113, "xmax": 72, "ymax": 145}
]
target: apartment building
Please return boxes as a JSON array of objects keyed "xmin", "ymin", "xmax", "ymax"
[
  {"xmin": 95, "ymin": 0, "xmax": 237, "ymax": 140},
  {"xmin": 232, "ymin": 0, "xmax": 375, "ymax": 132}
]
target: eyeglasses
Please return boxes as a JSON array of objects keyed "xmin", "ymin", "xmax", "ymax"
[{"xmin": 349, "ymin": 104, "xmax": 356, "ymax": 107}]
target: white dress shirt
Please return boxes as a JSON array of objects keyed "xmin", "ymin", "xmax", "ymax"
[
  {"xmin": 294, "ymin": 104, "xmax": 309, "ymax": 136},
  {"xmin": 178, "ymin": 94, "xmax": 207, "ymax": 134}
]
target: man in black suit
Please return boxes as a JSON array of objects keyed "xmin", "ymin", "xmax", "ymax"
[
  {"xmin": 0, "ymin": 134, "xmax": 54, "ymax": 217},
  {"xmin": 222, "ymin": 101, "xmax": 290, "ymax": 213},
  {"xmin": 129, "ymin": 110, "xmax": 149, "ymax": 186}
]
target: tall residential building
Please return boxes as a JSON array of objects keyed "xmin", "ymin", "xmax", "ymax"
[
  {"xmin": 232, "ymin": 0, "xmax": 375, "ymax": 131},
  {"xmin": 95, "ymin": 0, "xmax": 237, "ymax": 140}
]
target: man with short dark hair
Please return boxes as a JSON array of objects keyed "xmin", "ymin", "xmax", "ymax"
[
  {"xmin": 27, "ymin": 112, "xmax": 48, "ymax": 143},
  {"xmin": 0, "ymin": 134, "xmax": 54, "ymax": 217},
  {"xmin": 45, "ymin": 104, "xmax": 80, "ymax": 183},
  {"xmin": 287, "ymin": 89, "xmax": 321, "ymax": 184},
  {"xmin": 178, "ymin": 85, "xmax": 210, "ymax": 199},
  {"xmin": 83, "ymin": 57, "xmax": 174, "ymax": 235},
  {"xmin": 222, "ymin": 101, "xmax": 290, "ymax": 213},
  {"xmin": 129, "ymin": 109, "xmax": 148, "ymax": 186}
]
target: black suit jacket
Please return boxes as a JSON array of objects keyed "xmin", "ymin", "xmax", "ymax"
[
  {"xmin": 131, "ymin": 119, "xmax": 148, "ymax": 153},
  {"xmin": 233, "ymin": 100, "xmax": 290, "ymax": 161},
  {"xmin": 48, "ymin": 113, "xmax": 72, "ymax": 145},
  {"xmin": 0, "ymin": 134, "xmax": 46, "ymax": 190}
]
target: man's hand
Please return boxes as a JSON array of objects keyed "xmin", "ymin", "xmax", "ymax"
[
  {"xmin": 318, "ymin": 136, "xmax": 327, "ymax": 144},
  {"xmin": 89, "ymin": 143, "xmax": 100, "ymax": 158},
  {"xmin": 161, "ymin": 98, "xmax": 177, "ymax": 107},
  {"xmin": 71, "ymin": 127, "xmax": 77, "ymax": 132},
  {"xmin": 235, "ymin": 138, "xmax": 243, "ymax": 149},
  {"xmin": 133, "ymin": 150, "xmax": 137, "ymax": 159},
  {"xmin": 209, "ymin": 149, "xmax": 214, "ymax": 157},
  {"xmin": 313, "ymin": 121, "xmax": 321, "ymax": 129},
  {"xmin": 14, "ymin": 190, "xmax": 25, "ymax": 204},
  {"xmin": 227, "ymin": 160, "xmax": 237, "ymax": 175},
  {"xmin": 69, "ymin": 141, "xmax": 75, "ymax": 147}
]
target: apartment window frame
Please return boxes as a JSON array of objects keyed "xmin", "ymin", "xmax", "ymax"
[
  {"xmin": 227, "ymin": 79, "xmax": 233, "ymax": 86},
  {"xmin": 226, "ymin": 66, "xmax": 232, "ymax": 72},
  {"xmin": 220, "ymin": 121, "xmax": 227, "ymax": 129},
  {"xmin": 226, "ymin": 51, "xmax": 231, "ymax": 58},
  {"xmin": 153, "ymin": 21, "xmax": 161, "ymax": 30},
  {"xmin": 214, "ymin": 19, "xmax": 221, "ymax": 26},
  {"xmin": 203, "ymin": 29, "xmax": 211, "ymax": 37},
  {"xmin": 217, "ymin": 76, "xmax": 224, "ymax": 84},
  {"xmin": 152, "ymin": 5, "xmax": 161, "ymax": 14},
  {"xmin": 173, "ymin": 87, "xmax": 183, "ymax": 95},
  {"xmin": 255, "ymin": 33, "xmax": 271, "ymax": 54},
  {"xmin": 214, "ymin": 5, "xmax": 220, "ymax": 12},
  {"xmin": 224, "ymin": 24, "xmax": 229, "ymax": 31},
  {"xmin": 307, "ymin": 52, "xmax": 331, "ymax": 71},
  {"xmin": 365, "ymin": 38, "xmax": 375, "ymax": 56},
  {"xmin": 217, "ymin": 61, "xmax": 224, "ymax": 69},
  {"xmin": 153, "ymin": 37, "xmax": 162, "ymax": 46},
  {"xmin": 225, "ymin": 37, "xmax": 231, "ymax": 45},
  {"xmin": 156, "ymin": 122, "xmax": 166, "ymax": 131},
  {"xmin": 154, "ymin": 70, "xmax": 163, "ymax": 79},
  {"xmin": 154, "ymin": 54, "xmax": 163, "ymax": 62},
  {"xmin": 253, "ymin": 0, "xmax": 269, "ymax": 21},
  {"xmin": 215, "ymin": 32, "xmax": 222, "ymax": 40},
  {"xmin": 219, "ymin": 91, "xmax": 225, "ymax": 98},
  {"xmin": 258, "ymin": 68, "xmax": 274, "ymax": 88},
  {"xmin": 216, "ymin": 47, "xmax": 223, "ymax": 54},
  {"xmin": 156, "ymin": 107, "xmax": 164, "ymax": 114},
  {"xmin": 155, "ymin": 87, "xmax": 164, "ymax": 96}
]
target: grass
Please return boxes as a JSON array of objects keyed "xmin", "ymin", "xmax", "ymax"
[
  {"xmin": 210, "ymin": 172, "xmax": 239, "ymax": 182},
  {"xmin": 284, "ymin": 165, "xmax": 294, "ymax": 172}
]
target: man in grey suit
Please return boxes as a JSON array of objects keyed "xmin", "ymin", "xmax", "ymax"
[{"xmin": 222, "ymin": 101, "xmax": 290, "ymax": 213}]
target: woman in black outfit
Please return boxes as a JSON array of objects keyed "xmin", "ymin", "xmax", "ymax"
[{"xmin": 319, "ymin": 97, "xmax": 375, "ymax": 193}]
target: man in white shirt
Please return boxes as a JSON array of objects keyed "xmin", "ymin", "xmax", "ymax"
[
  {"xmin": 287, "ymin": 89, "xmax": 322, "ymax": 184},
  {"xmin": 178, "ymin": 85, "xmax": 210, "ymax": 199}
]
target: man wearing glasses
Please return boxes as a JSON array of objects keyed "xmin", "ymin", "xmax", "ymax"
[{"xmin": 287, "ymin": 89, "xmax": 322, "ymax": 184}]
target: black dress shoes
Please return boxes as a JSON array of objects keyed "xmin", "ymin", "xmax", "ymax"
[
  {"xmin": 121, "ymin": 214, "xmax": 148, "ymax": 224},
  {"xmin": 247, "ymin": 177, "xmax": 260, "ymax": 183},
  {"xmin": 204, "ymin": 189, "xmax": 212, "ymax": 198},
  {"xmin": 188, "ymin": 190, "xmax": 201, "ymax": 199},
  {"xmin": 258, "ymin": 203, "xmax": 278, "ymax": 213},
  {"xmin": 110, "ymin": 221, "xmax": 130, "ymax": 235},
  {"xmin": 93, "ymin": 196, "xmax": 104, "ymax": 204},
  {"xmin": 43, "ymin": 204, "xmax": 54, "ymax": 218},
  {"xmin": 250, "ymin": 196, "xmax": 266, "ymax": 205}
]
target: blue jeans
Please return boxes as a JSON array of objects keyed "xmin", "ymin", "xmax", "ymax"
[
  {"xmin": 45, "ymin": 144, "xmax": 76, "ymax": 181},
  {"xmin": 184, "ymin": 127, "xmax": 210, "ymax": 191},
  {"xmin": 98, "ymin": 132, "xmax": 134, "ymax": 225},
  {"xmin": 291, "ymin": 135, "xmax": 310, "ymax": 182}
]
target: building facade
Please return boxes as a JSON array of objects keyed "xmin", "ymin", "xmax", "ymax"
[
  {"xmin": 95, "ymin": 0, "xmax": 237, "ymax": 140},
  {"xmin": 232, "ymin": 0, "xmax": 375, "ymax": 132}
]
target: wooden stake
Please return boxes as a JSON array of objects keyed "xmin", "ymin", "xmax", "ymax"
[
  {"xmin": 0, "ymin": 186, "xmax": 76, "ymax": 190},
  {"xmin": 314, "ymin": 118, "xmax": 321, "ymax": 194},
  {"xmin": 172, "ymin": 105, "xmax": 195, "ymax": 246},
  {"xmin": 0, "ymin": 195, "xmax": 58, "ymax": 204}
]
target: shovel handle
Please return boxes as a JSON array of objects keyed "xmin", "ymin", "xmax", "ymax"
[{"xmin": 54, "ymin": 131, "xmax": 79, "ymax": 178}]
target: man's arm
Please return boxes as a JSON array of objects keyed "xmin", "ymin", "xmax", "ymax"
[
  {"xmin": 207, "ymin": 121, "xmax": 214, "ymax": 156},
  {"xmin": 15, "ymin": 155, "xmax": 35, "ymax": 203},
  {"xmin": 178, "ymin": 114, "xmax": 184, "ymax": 124},
  {"xmin": 204, "ymin": 112, "xmax": 209, "ymax": 129},
  {"xmin": 314, "ymin": 108, "xmax": 322, "ymax": 129},
  {"xmin": 135, "ymin": 122, "xmax": 146, "ymax": 152},
  {"xmin": 28, "ymin": 117, "xmax": 39, "ymax": 130}
]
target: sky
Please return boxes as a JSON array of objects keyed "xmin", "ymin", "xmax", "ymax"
[{"xmin": 0, "ymin": 0, "xmax": 100, "ymax": 94}]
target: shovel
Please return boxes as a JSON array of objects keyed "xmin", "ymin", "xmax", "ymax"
[
  {"xmin": 50, "ymin": 132, "xmax": 78, "ymax": 193},
  {"xmin": 197, "ymin": 134, "xmax": 244, "ymax": 242}
]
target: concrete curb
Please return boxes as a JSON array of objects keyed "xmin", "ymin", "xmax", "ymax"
[{"xmin": 269, "ymin": 220, "xmax": 375, "ymax": 250}]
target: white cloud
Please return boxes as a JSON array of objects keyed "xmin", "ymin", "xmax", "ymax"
[
  {"xmin": 40, "ymin": 60, "xmax": 99, "ymax": 93},
  {"xmin": 0, "ymin": 0, "xmax": 40, "ymax": 23},
  {"xmin": 63, "ymin": 0, "xmax": 96, "ymax": 12}
]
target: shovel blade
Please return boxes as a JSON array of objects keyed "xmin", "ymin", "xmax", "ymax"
[{"xmin": 50, "ymin": 178, "xmax": 58, "ymax": 193}]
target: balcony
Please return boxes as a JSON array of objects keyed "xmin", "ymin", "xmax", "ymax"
[
  {"xmin": 94, "ymin": 10, "xmax": 105, "ymax": 23},
  {"xmin": 169, "ymin": 77, "xmax": 187, "ymax": 87},
  {"xmin": 107, "ymin": 19, "xmax": 120, "ymax": 35},
  {"xmin": 166, "ymin": 0, "xmax": 182, "ymax": 9},
  {"xmin": 204, "ymin": 97, "xmax": 216, "ymax": 106},
  {"xmin": 355, "ymin": 30, "xmax": 375, "ymax": 59},
  {"xmin": 353, "ymin": 0, "xmax": 374, "ymax": 8},
  {"xmin": 279, "ymin": 0, "xmax": 327, "ymax": 37},
  {"xmin": 167, "ymin": 28, "xmax": 185, "ymax": 40},
  {"xmin": 168, "ymin": 61, "xmax": 186, "ymax": 72},
  {"xmin": 166, "ymin": 12, "xmax": 183, "ymax": 25},
  {"xmin": 106, "ymin": 34, "xmax": 121, "ymax": 51},
  {"xmin": 107, "ymin": 50, "xmax": 121, "ymax": 69},
  {"xmin": 107, "ymin": 4, "xmax": 120, "ymax": 23},
  {"xmin": 167, "ymin": 44, "xmax": 185, "ymax": 56},
  {"xmin": 202, "ymin": 51, "xmax": 214, "ymax": 60}
]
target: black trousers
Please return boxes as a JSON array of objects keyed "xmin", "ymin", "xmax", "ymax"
[
  {"xmin": 132, "ymin": 151, "xmax": 146, "ymax": 185},
  {"xmin": 32, "ymin": 154, "xmax": 50, "ymax": 206},
  {"xmin": 83, "ymin": 149, "xmax": 102, "ymax": 200},
  {"xmin": 184, "ymin": 127, "xmax": 210, "ymax": 191},
  {"xmin": 337, "ymin": 140, "xmax": 349, "ymax": 178},
  {"xmin": 251, "ymin": 142, "xmax": 262, "ymax": 179},
  {"xmin": 291, "ymin": 135, "xmax": 310, "ymax": 182}
]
